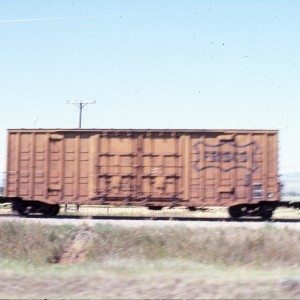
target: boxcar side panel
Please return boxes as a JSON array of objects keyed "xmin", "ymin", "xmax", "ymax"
[
  {"xmin": 6, "ymin": 132, "xmax": 19, "ymax": 198},
  {"xmin": 140, "ymin": 134, "xmax": 182, "ymax": 203},
  {"xmin": 6, "ymin": 129, "xmax": 279, "ymax": 208},
  {"xmin": 188, "ymin": 131, "xmax": 279, "ymax": 207},
  {"xmin": 96, "ymin": 134, "xmax": 138, "ymax": 201}
]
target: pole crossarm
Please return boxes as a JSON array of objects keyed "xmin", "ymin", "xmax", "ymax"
[{"xmin": 67, "ymin": 100, "xmax": 96, "ymax": 128}]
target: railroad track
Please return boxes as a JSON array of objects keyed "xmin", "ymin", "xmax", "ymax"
[{"xmin": 0, "ymin": 212, "xmax": 300, "ymax": 230}]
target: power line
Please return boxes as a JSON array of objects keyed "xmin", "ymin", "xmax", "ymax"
[{"xmin": 67, "ymin": 100, "xmax": 96, "ymax": 129}]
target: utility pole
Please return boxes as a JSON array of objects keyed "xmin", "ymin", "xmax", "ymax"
[{"xmin": 67, "ymin": 100, "xmax": 96, "ymax": 128}]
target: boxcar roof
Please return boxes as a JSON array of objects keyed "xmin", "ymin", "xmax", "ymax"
[{"xmin": 8, "ymin": 128, "xmax": 278, "ymax": 134}]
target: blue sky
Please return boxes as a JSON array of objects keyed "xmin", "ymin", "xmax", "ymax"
[{"xmin": 0, "ymin": 0, "xmax": 300, "ymax": 175}]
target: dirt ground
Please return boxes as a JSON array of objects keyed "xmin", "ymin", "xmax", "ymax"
[{"xmin": 1, "ymin": 262, "xmax": 300, "ymax": 299}]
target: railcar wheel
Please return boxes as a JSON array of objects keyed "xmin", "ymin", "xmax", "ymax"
[
  {"xmin": 12, "ymin": 200, "xmax": 60, "ymax": 217},
  {"xmin": 259, "ymin": 203, "xmax": 276, "ymax": 220},
  {"xmin": 228, "ymin": 205, "xmax": 242, "ymax": 219},
  {"xmin": 12, "ymin": 200, "xmax": 31, "ymax": 217},
  {"xmin": 41, "ymin": 203, "xmax": 60, "ymax": 217},
  {"xmin": 15, "ymin": 204, "xmax": 30, "ymax": 217},
  {"xmin": 148, "ymin": 206, "xmax": 163, "ymax": 211},
  {"xmin": 260, "ymin": 210, "xmax": 273, "ymax": 220},
  {"xmin": 188, "ymin": 206, "xmax": 197, "ymax": 212},
  {"xmin": 259, "ymin": 206, "xmax": 274, "ymax": 220}
]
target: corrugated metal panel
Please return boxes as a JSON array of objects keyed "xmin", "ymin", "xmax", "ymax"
[{"xmin": 5, "ymin": 129, "xmax": 279, "ymax": 207}]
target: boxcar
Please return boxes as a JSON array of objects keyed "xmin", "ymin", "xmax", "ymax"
[{"xmin": 5, "ymin": 129, "xmax": 280, "ymax": 218}]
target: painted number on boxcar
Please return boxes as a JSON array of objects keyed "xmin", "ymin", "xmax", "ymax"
[
  {"xmin": 193, "ymin": 141, "xmax": 260, "ymax": 173},
  {"xmin": 204, "ymin": 151, "xmax": 248, "ymax": 163}
]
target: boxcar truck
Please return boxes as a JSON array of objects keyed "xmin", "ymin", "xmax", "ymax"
[{"xmin": 2, "ymin": 128, "xmax": 283, "ymax": 218}]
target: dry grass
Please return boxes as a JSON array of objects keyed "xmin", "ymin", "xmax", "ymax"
[
  {"xmin": 0, "ymin": 222, "xmax": 79, "ymax": 264},
  {"xmin": 0, "ymin": 260, "xmax": 300, "ymax": 299},
  {"xmin": 88, "ymin": 224, "xmax": 300, "ymax": 268},
  {"xmin": 0, "ymin": 222, "xmax": 300, "ymax": 298},
  {"xmin": 0, "ymin": 221, "xmax": 300, "ymax": 267},
  {"xmin": 56, "ymin": 204, "xmax": 229, "ymax": 218}
]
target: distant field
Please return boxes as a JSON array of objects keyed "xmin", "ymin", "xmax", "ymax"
[{"xmin": 282, "ymin": 195, "xmax": 300, "ymax": 202}]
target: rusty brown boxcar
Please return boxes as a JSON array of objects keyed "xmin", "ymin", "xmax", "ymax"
[{"xmin": 5, "ymin": 129, "xmax": 280, "ymax": 218}]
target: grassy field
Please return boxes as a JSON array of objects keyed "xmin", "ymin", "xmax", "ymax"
[{"xmin": 0, "ymin": 222, "xmax": 300, "ymax": 298}]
